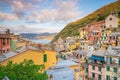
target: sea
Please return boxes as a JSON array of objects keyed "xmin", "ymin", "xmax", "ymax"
[{"xmin": 30, "ymin": 39, "xmax": 51, "ymax": 44}]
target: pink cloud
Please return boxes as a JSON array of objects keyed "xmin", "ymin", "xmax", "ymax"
[
  {"xmin": 26, "ymin": 0, "xmax": 81, "ymax": 23},
  {"xmin": 0, "ymin": 12, "xmax": 18, "ymax": 21}
]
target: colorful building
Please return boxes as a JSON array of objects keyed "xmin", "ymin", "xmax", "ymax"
[
  {"xmin": 105, "ymin": 13, "xmax": 119, "ymax": 28},
  {"xmin": 0, "ymin": 49, "xmax": 56, "ymax": 70},
  {"xmin": 88, "ymin": 50, "xmax": 105, "ymax": 80},
  {"xmin": 10, "ymin": 40, "xmax": 17, "ymax": 51},
  {"xmin": 108, "ymin": 32, "xmax": 120, "ymax": 46},
  {"xmin": 100, "ymin": 30, "xmax": 111, "ymax": 50},
  {"xmin": 80, "ymin": 39, "xmax": 89, "ymax": 51},
  {"xmin": 79, "ymin": 27, "xmax": 88, "ymax": 39},
  {"xmin": 87, "ymin": 20, "xmax": 105, "ymax": 33},
  {"xmin": 0, "ymin": 34, "xmax": 10, "ymax": 54},
  {"xmin": 105, "ymin": 46, "xmax": 120, "ymax": 80}
]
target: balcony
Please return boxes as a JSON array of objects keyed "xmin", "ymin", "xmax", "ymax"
[
  {"xmin": 88, "ymin": 62, "xmax": 105, "ymax": 67},
  {"xmin": 106, "ymin": 63, "xmax": 120, "ymax": 67}
]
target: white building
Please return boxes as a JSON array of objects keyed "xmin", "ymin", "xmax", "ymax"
[{"xmin": 105, "ymin": 14, "xmax": 119, "ymax": 28}]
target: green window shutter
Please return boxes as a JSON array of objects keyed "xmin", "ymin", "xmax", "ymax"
[
  {"xmin": 92, "ymin": 65, "xmax": 95, "ymax": 70},
  {"xmin": 86, "ymin": 68, "xmax": 88, "ymax": 73},
  {"xmin": 102, "ymin": 33, "xmax": 104, "ymax": 36},
  {"xmin": 114, "ymin": 67, "xmax": 118, "ymax": 73},
  {"xmin": 106, "ymin": 75, "xmax": 110, "ymax": 80},
  {"xmin": 98, "ymin": 67, "xmax": 101, "ymax": 71},
  {"xmin": 110, "ymin": 57, "xmax": 112, "ymax": 64},
  {"xmin": 106, "ymin": 66, "xmax": 110, "ymax": 71},
  {"xmin": 114, "ymin": 77, "xmax": 118, "ymax": 80},
  {"xmin": 104, "ymin": 37, "xmax": 106, "ymax": 40},
  {"xmin": 119, "ymin": 58, "xmax": 120, "ymax": 65},
  {"xmin": 44, "ymin": 54, "xmax": 47, "ymax": 62},
  {"xmin": 98, "ymin": 75, "xmax": 101, "ymax": 80},
  {"xmin": 92, "ymin": 73, "xmax": 95, "ymax": 78},
  {"xmin": 106, "ymin": 34, "xmax": 107, "ymax": 36}
]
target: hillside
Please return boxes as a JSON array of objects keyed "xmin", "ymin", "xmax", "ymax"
[{"xmin": 52, "ymin": 0, "xmax": 120, "ymax": 42}]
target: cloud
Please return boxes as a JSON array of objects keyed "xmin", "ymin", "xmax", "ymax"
[
  {"xmin": 26, "ymin": 0, "xmax": 81, "ymax": 23},
  {"xmin": 0, "ymin": 12, "xmax": 18, "ymax": 21},
  {"xmin": 0, "ymin": 0, "xmax": 13, "ymax": 4},
  {"xmin": 54, "ymin": 0, "xmax": 80, "ymax": 21},
  {"xmin": 12, "ymin": 0, "xmax": 33, "ymax": 18},
  {"xmin": 0, "ymin": 25, "xmax": 44, "ymax": 34}
]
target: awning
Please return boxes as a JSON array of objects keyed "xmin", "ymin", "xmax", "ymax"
[{"xmin": 89, "ymin": 56, "xmax": 104, "ymax": 61}]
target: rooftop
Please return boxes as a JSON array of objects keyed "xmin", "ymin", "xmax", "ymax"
[
  {"xmin": 56, "ymin": 60, "xmax": 78, "ymax": 67},
  {"xmin": 46, "ymin": 66, "xmax": 74, "ymax": 80},
  {"xmin": 105, "ymin": 46, "xmax": 120, "ymax": 57},
  {"xmin": 109, "ymin": 32, "xmax": 120, "ymax": 36},
  {"xmin": 93, "ymin": 49, "xmax": 106, "ymax": 57},
  {"xmin": 0, "ymin": 34, "xmax": 10, "ymax": 38},
  {"xmin": 0, "ymin": 46, "xmax": 38, "ymax": 63}
]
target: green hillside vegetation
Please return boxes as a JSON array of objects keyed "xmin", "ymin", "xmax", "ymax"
[{"xmin": 52, "ymin": 0, "xmax": 120, "ymax": 42}]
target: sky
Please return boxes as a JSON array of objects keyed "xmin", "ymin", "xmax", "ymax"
[{"xmin": 0, "ymin": 0, "xmax": 116, "ymax": 34}]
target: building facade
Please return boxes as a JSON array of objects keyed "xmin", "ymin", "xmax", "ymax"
[
  {"xmin": 105, "ymin": 46, "xmax": 120, "ymax": 80},
  {"xmin": 88, "ymin": 50, "xmax": 105, "ymax": 80},
  {"xmin": 0, "ymin": 34, "xmax": 10, "ymax": 54},
  {"xmin": 105, "ymin": 14, "xmax": 119, "ymax": 28},
  {"xmin": 108, "ymin": 32, "xmax": 120, "ymax": 46},
  {"xmin": 0, "ymin": 49, "xmax": 56, "ymax": 70}
]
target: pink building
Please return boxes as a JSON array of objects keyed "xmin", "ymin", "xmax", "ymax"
[
  {"xmin": 87, "ymin": 20, "xmax": 105, "ymax": 33},
  {"xmin": 88, "ymin": 50, "xmax": 105, "ymax": 80},
  {"xmin": 0, "ymin": 34, "xmax": 10, "ymax": 54},
  {"xmin": 85, "ymin": 21, "xmax": 105, "ymax": 45}
]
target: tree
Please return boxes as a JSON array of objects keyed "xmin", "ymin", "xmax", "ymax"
[{"xmin": 0, "ymin": 60, "xmax": 48, "ymax": 80}]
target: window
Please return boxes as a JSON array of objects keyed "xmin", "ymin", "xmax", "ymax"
[
  {"xmin": 3, "ymin": 39, "xmax": 6, "ymax": 45},
  {"xmin": 7, "ymin": 39, "xmax": 9, "ymax": 44},
  {"xmin": 113, "ymin": 67, "xmax": 118, "ymax": 73},
  {"xmin": 98, "ymin": 67, "xmax": 101, "ymax": 71},
  {"xmin": 86, "ymin": 68, "xmax": 88, "ymax": 73},
  {"xmin": 110, "ymin": 57, "xmax": 112, "ymax": 64},
  {"xmin": 106, "ymin": 66, "xmax": 110, "ymax": 71},
  {"xmin": 102, "ymin": 33, "xmax": 104, "ymax": 36},
  {"xmin": 106, "ymin": 75, "xmax": 110, "ymax": 80},
  {"xmin": 104, "ymin": 37, "xmax": 106, "ymax": 40},
  {"xmin": 119, "ymin": 58, "xmax": 120, "ymax": 65},
  {"xmin": 98, "ymin": 75, "xmax": 101, "ymax": 80},
  {"xmin": 92, "ymin": 65, "xmax": 95, "ymax": 70},
  {"xmin": 114, "ymin": 77, "xmax": 118, "ymax": 80},
  {"xmin": 92, "ymin": 73, "xmax": 95, "ymax": 78},
  {"xmin": 44, "ymin": 54, "xmax": 47, "ymax": 62},
  {"xmin": 106, "ymin": 34, "xmax": 107, "ymax": 36},
  {"xmin": 109, "ymin": 18, "xmax": 112, "ymax": 21}
]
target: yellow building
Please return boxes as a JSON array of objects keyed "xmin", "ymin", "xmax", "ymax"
[
  {"xmin": 118, "ymin": 19, "xmax": 120, "ymax": 27},
  {"xmin": 101, "ymin": 30, "xmax": 111, "ymax": 50},
  {"xmin": 74, "ymin": 58, "xmax": 87, "ymax": 80},
  {"xmin": 80, "ymin": 40, "xmax": 89, "ymax": 51},
  {"xmin": 105, "ymin": 46, "xmax": 120, "ymax": 80},
  {"xmin": 0, "ymin": 49, "xmax": 56, "ymax": 70},
  {"xmin": 79, "ymin": 27, "xmax": 88, "ymax": 39},
  {"xmin": 69, "ymin": 41, "xmax": 80, "ymax": 50}
]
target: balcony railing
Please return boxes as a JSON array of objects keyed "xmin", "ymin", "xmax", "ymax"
[{"xmin": 88, "ymin": 61, "xmax": 105, "ymax": 67}]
